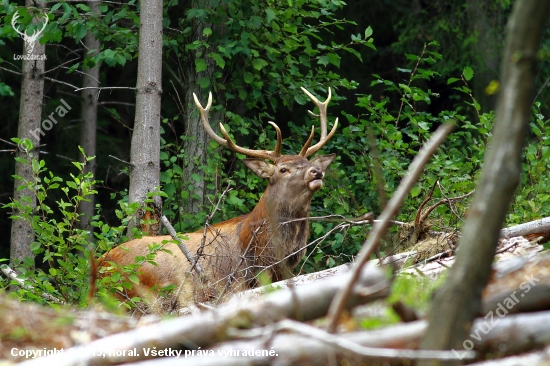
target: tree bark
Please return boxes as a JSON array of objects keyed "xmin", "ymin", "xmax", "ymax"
[
  {"xmin": 128, "ymin": 0, "xmax": 163, "ymax": 236},
  {"xmin": 419, "ymin": 1, "xmax": 550, "ymax": 365},
  {"xmin": 181, "ymin": 3, "xmax": 225, "ymax": 216},
  {"xmin": 466, "ymin": 0, "xmax": 501, "ymax": 113},
  {"xmin": 77, "ymin": 1, "xmax": 100, "ymax": 235},
  {"xmin": 10, "ymin": 0, "xmax": 46, "ymax": 265}
]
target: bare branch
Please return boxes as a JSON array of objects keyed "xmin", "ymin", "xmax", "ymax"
[
  {"xmin": 0, "ymin": 264, "xmax": 63, "ymax": 304},
  {"xmin": 160, "ymin": 215, "xmax": 204, "ymax": 276},
  {"xmin": 326, "ymin": 122, "xmax": 455, "ymax": 332}
]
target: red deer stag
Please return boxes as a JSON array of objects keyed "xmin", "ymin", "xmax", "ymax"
[{"xmin": 100, "ymin": 87, "xmax": 338, "ymax": 308}]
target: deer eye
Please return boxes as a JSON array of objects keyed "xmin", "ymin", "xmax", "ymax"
[{"xmin": 280, "ymin": 168, "xmax": 287, "ymax": 173}]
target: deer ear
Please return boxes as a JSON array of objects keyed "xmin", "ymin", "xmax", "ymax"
[
  {"xmin": 242, "ymin": 159, "xmax": 275, "ymax": 179},
  {"xmin": 310, "ymin": 153, "xmax": 336, "ymax": 172}
]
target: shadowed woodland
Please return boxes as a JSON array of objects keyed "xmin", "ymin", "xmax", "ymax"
[{"xmin": 2, "ymin": 0, "xmax": 550, "ymax": 365}]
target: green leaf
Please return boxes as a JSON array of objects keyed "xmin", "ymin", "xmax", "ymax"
[
  {"xmin": 195, "ymin": 59, "xmax": 207, "ymax": 73},
  {"xmin": 202, "ymin": 27, "xmax": 212, "ymax": 37},
  {"xmin": 364, "ymin": 26, "xmax": 373, "ymax": 39},
  {"xmin": 251, "ymin": 58, "xmax": 268, "ymax": 70},
  {"xmin": 318, "ymin": 55, "xmax": 329, "ymax": 66},
  {"xmin": 266, "ymin": 8, "xmax": 277, "ymax": 23},
  {"xmin": 129, "ymin": 274, "xmax": 140, "ymax": 285},
  {"xmin": 197, "ymin": 77, "xmax": 210, "ymax": 89},
  {"xmin": 447, "ymin": 78, "xmax": 460, "ymax": 85},
  {"xmin": 209, "ymin": 53, "xmax": 225, "ymax": 68},
  {"xmin": 463, "ymin": 66, "xmax": 474, "ymax": 81},
  {"xmin": 243, "ymin": 72, "xmax": 254, "ymax": 83}
]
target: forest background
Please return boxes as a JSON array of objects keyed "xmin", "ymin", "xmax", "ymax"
[{"xmin": 1, "ymin": 0, "xmax": 550, "ymax": 307}]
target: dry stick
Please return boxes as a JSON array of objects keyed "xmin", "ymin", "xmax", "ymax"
[
  {"xmin": 0, "ymin": 264, "xmax": 64, "ymax": 304},
  {"xmin": 159, "ymin": 215, "xmax": 204, "ymax": 276},
  {"xmin": 418, "ymin": 188, "xmax": 475, "ymax": 225},
  {"xmin": 414, "ymin": 180, "xmax": 437, "ymax": 227},
  {"xmin": 326, "ymin": 123, "xmax": 455, "ymax": 333},
  {"xmin": 197, "ymin": 184, "xmax": 233, "ymax": 256},
  {"xmin": 233, "ymin": 319, "xmax": 475, "ymax": 361},
  {"xmin": 214, "ymin": 224, "xmax": 264, "ymax": 304}
]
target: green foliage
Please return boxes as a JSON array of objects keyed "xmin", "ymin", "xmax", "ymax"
[
  {"xmin": 296, "ymin": 43, "xmax": 492, "ymax": 273},
  {"xmin": 509, "ymin": 102, "xmax": 550, "ymax": 223},
  {"xmin": 0, "ymin": 142, "xmax": 163, "ymax": 309},
  {"xmin": 166, "ymin": 0, "xmax": 373, "ymax": 116}
]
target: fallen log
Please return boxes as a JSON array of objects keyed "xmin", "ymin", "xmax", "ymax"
[
  {"xmin": 19, "ymin": 264, "xmax": 390, "ymax": 366},
  {"xmin": 500, "ymin": 217, "xmax": 550, "ymax": 243},
  {"xmin": 467, "ymin": 346, "xmax": 550, "ymax": 366},
  {"xmin": 119, "ymin": 310, "xmax": 550, "ymax": 366}
]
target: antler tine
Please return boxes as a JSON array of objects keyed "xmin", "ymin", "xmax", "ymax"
[
  {"xmin": 193, "ymin": 92, "xmax": 226, "ymax": 147},
  {"xmin": 193, "ymin": 92, "xmax": 282, "ymax": 162},
  {"xmin": 268, "ymin": 121, "xmax": 282, "ymax": 157},
  {"xmin": 299, "ymin": 87, "xmax": 338, "ymax": 157},
  {"xmin": 299, "ymin": 125, "xmax": 315, "ymax": 156}
]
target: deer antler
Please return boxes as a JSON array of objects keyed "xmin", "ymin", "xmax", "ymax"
[
  {"xmin": 299, "ymin": 87, "xmax": 339, "ymax": 157},
  {"xmin": 193, "ymin": 92, "xmax": 282, "ymax": 162},
  {"xmin": 11, "ymin": 12, "xmax": 25, "ymax": 38}
]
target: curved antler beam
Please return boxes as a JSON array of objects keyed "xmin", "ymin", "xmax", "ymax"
[
  {"xmin": 193, "ymin": 92, "xmax": 283, "ymax": 162},
  {"xmin": 299, "ymin": 87, "xmax": 338, "ymax": 157}
]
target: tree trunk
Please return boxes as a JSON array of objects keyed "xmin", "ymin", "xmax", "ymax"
[
  {"xmin": 181, "ymin": 8, "xmax": 225, "ymax": 216},
  {"xmin": 10, "ymin": 0, "xmax": 46, "ymax": 265},
  {"xmin": 466, "ymin": 0, "xmax": 501, "ymax": 113},
  {"xmin": 418, "ymin": 1, "xmax": 550, "ymax": 365},
  {"xmin": 128, "ymin": 0, "xmax": 164, "ymax": 236},
  {"xmin": 77, "ymin": 1, "xmax": 100, "ymax": 236}
]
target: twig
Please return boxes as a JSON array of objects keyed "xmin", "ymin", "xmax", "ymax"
[
  {"xmin": 326, "ymin": 123, "xmax": 455, "ymax": 332},
  {"xmin": 159, "ymin": 215, "xmax": 204, "ymax": 275},
  {"xmin": 0, "ymin": 138, "xmax": 17, "ymax": 146},
  {"xmin": 280, "ymin": 212, "xmax": 375, "ymax": 226},
  {"xmin": 231, "ymin": 319, "xmax": 475, "ymax": 360},
  {"xmin": 74, "ymin": 86, "xmax": 136, "ymax": 92},
  {"xmin": 0, "ymin": 65, "xmax": 22, "ymax": 75},
  {"xmin": 418, "ymin": 188, "xmax": 475, "ymax": 224},
  {"xmin": 108, "ymin": 155, "xmax": 133, "ymax": 166},
  {"xmin": 414, "ymin": 180, "xmax": 437, "ymax": 227},
  {"xmin": 42, "ymin": 56, "xmax": 81, "ymax": 75},
  {"xmin": 44, "ymin": 76, "xmax": 79, "ymax": 90},
  {"xmin": 195, "ymin": 184, "xmax": 232, "ymax": 268},
  {"xmin": 214, "ymin": 224, "xmax": 263, "ymax": 304},
  {"xmin": 395, "ymin": 43, "xmax": 427, "ymax": 126},
  {"xmin": 0, "ymin": 264, "xmax": 64, "ymax": 304},
  {"xmin": 495, "ymin": 239, "xmax": 523, "ymax": 254}
]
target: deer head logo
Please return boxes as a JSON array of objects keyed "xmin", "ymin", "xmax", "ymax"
[{"xmin": 11, "ymin": 10, "xmax": 48, "ymax": 55}]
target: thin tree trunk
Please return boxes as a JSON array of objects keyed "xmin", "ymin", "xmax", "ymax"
[
  {"xmin": 182, "ymin": 8, "xmax": 224, "ymax": 216},
  {"xmin": 10, "ymin": 0, "xmax": 46, "ymax": 265},
  {"xmin": 418, "ymin": 1, "xmax": 550, "ymax": 365},
  {"xmin": 128, "ymin": 0, "xmax": 163, "ymax": 236},
  {"xmin": 466, "ymin": 0, "xmax": 501, "ymax": 113},
  {"xmin": 77, "ymin": 1, "xmax": 100, "ymax": 235}
]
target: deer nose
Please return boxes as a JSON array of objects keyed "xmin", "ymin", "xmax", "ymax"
[{"xmin": 309, "ymin": 168, "xmax": 323, "ymax": 179}]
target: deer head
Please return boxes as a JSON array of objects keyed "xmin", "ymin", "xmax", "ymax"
[{"xmin": 11, "ymin": 10, "xmax": 48, "ymax": 55}]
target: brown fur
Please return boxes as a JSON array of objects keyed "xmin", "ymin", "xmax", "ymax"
[{"xmin": 99, "ymin": 154, "xmax": 335, "ymax": 308}]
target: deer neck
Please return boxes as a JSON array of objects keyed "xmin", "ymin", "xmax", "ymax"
[{"xmin": 240, "ymin": 187, "xmax": 312, "ymax": 259}]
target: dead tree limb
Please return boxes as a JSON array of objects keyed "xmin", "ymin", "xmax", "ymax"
[
  {"xmin": 159, "ymin": 215, "xmax": 204, "ymax": 275},
  {"xmin": 326, "ymin": 123, "xmax": 455, "ymax": 332},
  {"xmin": 419, "ymin": 2, "xmax": 550, "ymax": 364},
  {"xmin": 19, "ymin": 264, "xmax": 389, "ymax": 366},
  {"xmin": 500, "ymin": 217, "xmax": 550, "ymax": 243}
]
